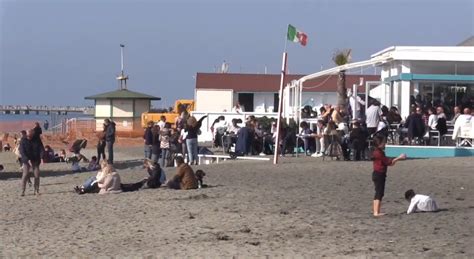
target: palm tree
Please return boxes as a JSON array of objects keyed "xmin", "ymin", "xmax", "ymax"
[{"xmin": 332, "ymin": 49, "xmax": 352, "ymax": 111}]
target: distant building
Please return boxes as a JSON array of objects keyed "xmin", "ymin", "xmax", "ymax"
[
  {"xmin": 85, "ymin": 89, "xmax": 160, "ymax": 132},
  {"xmin": 195, "ymin": 73, "xmax": 380, "ymax": 112}
]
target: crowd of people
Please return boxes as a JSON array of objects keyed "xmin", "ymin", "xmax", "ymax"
[
  {"xmin": 296, "ymin": 93, "xmax": 474, "ymax": 160},
  {"xmin": 142, "ymin": 112, "xmax": 207, "ymax": 167}
]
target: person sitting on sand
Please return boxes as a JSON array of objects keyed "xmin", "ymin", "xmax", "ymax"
[
  {"xmin": 74, "ymin": 160, "xmax": 109, "ymax": 194},
  {"xmin": 42, "ymin": 145, "xmax": 56, "ymax": 163},
  {"xmin": 405, "ymin": 189, "xmax": 439, "ymax": 214},
  {"xmin": 97, "ymin": 164, "xmax": 122, "ymax": 194},
  {"xmin": 166, "ymin": 156, "xmax": 198, "ymax": 190},
  {"xmin": 86, "ymin": 156, "xmax": 100, "ymax": 171},
  {"xmin": 3, "ymin": 143, "xmax": 11, "ymax": 152},
  {"xmin": 68, "ymin": 152, "xmax": 89, "ymax": 173},
  {"xmin": 96, "ymin": 164, "xmax": 146, "ymax": 194},
  {"xmin": 144, "ymin": 159, "xmax": 166, "ymax": 189}
]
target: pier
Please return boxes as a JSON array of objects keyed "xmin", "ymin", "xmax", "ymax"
[{"xmin": 0, "ymin": 105, "xmax": 94, "ymax": 115}]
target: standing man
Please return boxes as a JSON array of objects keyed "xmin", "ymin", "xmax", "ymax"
[
  {"xmin": 104, "ymin": 119, "xmax": 116, "ymax": 164},
  {"xmin": 19, "ymin": 129, "xmax": 42, "ymax": 196},
  {"xmin": 157, "ymin": 115, "xmax": 166, "ymax": 129},
  {"xmin": 348, "ymin": 89, "xmax": 366, "ymax": 120},
  {"xmin": 143, "ymin": 121, "xmax": 153, "ymax": 159},
  {"xmin": 366, "ymin": 100, "xmax": 382, "ymax": 136},
  {"xmin": 43, "ymin": 120, "xmax": 49, "ymax": 131}
]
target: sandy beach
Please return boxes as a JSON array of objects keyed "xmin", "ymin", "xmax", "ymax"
[{"xmin": 0, "ymin": 147, "xmax": 473, "ymax": 257}]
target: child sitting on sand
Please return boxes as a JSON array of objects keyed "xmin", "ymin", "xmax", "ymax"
[
  {"xmin": 405, "ymin": 189, "xmax": 439, "ymax": 214},
  {"xmin": 371, "ymin": 135, "xmax": 406, "ymax": 216},
  {"xmin": 86, "ymin": 156, "xmax": 100, "ymax": 171}
]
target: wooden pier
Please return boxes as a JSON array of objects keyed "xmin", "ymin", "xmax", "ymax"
[{"xmin": 0, "ymin": 105, "xmax": 94, "ymax": 115}]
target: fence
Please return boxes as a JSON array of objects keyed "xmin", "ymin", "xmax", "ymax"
[
  {"xmin": 190, "ymin": 111, "xmax": 278, "ymax": 142},
  {"xmin": 50, "ymin": 117, "xmax": 97, "ymax": 139}
]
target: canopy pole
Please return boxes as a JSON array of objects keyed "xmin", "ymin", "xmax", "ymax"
[{"xmin": 273, "ymin": 52, "xmax": 287, "ymax": 164}]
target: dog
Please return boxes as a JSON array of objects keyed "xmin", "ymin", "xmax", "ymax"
[{"xmin": 195, "ymin": 170, "xmax": 206, "ymax": 188}]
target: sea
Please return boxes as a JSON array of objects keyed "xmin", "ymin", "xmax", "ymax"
[{"xmin": 0, "ymin": 112, "xmax": 93, "ymax": 133}]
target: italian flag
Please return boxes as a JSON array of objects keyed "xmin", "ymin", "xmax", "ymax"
[{"xmin": 287, "ymin": 24, "xmax": 308, "ymax": 46}]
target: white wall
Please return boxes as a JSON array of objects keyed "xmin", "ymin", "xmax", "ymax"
[
  {"xmin": 112, "ymin": 99, "xmax": 133, "ymax": 117},
  {"xmin": 254, "ymin": 92, "xmax": 275, "ymax": 113},
  {"xmin": 191, "ymin": 111, "xmax": 278, "ymax": 142},
  {"xmin": 95, "ymin": 99, "xmax": 111, "ymax": 117},
  {"xmin": 195, "ymin": 89, "xmax": 233, "ymax": 112},
  {"xmin": 134, "ymin": 100, "xmax": 150, "ymax": 117}
]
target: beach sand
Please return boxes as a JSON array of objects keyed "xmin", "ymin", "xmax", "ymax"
[{"xmin": 0, "ymin": 148, "xmax": 473, "ymax": 257}]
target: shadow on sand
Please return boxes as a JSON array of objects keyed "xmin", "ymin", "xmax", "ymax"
[{"xmin": 0, "ymin": 159, "xmax": 146, "ymax": 180}]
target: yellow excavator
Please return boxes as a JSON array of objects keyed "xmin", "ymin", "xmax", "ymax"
[{"xmin": 141, "ymin": 99, "xmax": 195, "ymax": 128}]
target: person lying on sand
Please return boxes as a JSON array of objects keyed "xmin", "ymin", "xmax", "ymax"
[
  {"xmin": 405, "ymin": 189, "xmax": 439, "ymax": 214},
  {"xmin": 165, "ymin": 156, "xmax": 198, "ymax": 190}
]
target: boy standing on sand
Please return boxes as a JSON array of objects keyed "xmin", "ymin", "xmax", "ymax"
[{"xmin": 372, "ymin": 135, "xmax": 406, "ymax": 216}]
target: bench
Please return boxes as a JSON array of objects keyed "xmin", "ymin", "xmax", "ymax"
[{"xmin": 197, "ymin": 154, "xmax": 270, "ymax": 165}]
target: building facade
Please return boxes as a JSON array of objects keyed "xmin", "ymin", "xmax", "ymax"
[
  {"xmin": 85, "ymin": 89, "xmax": 160, "ymax": 132},
  {"xmin": 195, "ymin": 73, "xmax": 380, "ymax": 113},
  {"xmin": 369, "ymin": 46, "xmax": 474, "ymax": 118}
]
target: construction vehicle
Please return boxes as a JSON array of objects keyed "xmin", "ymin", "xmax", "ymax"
[{"xmin": 141, "ymin": 99, "xmax": 195, "ymax": 128}]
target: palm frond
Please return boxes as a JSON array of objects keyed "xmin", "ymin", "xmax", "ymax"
[{"xmin": 332, "ymin": 49, "xmax": 352, "ymax": 66}]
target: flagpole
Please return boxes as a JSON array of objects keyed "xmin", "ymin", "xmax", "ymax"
[{"xmin": 273, "ymin": 51, "xmax": 287, "ymax": 164}]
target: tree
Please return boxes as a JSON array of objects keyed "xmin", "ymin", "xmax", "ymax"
[{"xmin": 332, "ymin": 49, "xmax": 352, "ymax": 111}]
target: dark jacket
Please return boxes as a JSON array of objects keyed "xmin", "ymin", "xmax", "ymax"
[
  {"xmin": 19, "ymin": 137, "xmax": 42, "ymax": 163},
  {"xmin": 147, "ymin": 166, "xmax": 162, "ymax": 189},
  {"xmin": 405, "ymin": 113, "xmax": 425, "ymax": 139},
  {"xmin": 143, "ymin": 127, "xmax": 153, "ymax": 145},
  {"xmin": 106, "ymin": 122, "xmax": 116, "ymax": 143},
  {"xmin": 349, "ymin": 128, "xmax": 367, "ymax": 150},
  {"xmin": 32, "ymin": 125, "xmax": 45, "ymax": 152},
  {"xmin": 185, "ymin": 116, "xmax": 207, "ymax": 140}
]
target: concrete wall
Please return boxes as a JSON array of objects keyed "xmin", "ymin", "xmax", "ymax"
[
  {"xmin": 95, "ymin": 100, "xmax": 111, "ymax": 117},
  {"xmin": 134, "ymin": 100, "xmax": 150, "ymax": 117},
  {"xmin": 112, "ymin": 100, "xmax": 133, "ymax": 117},
  {"xmin": 94, "ymin": 117, "xmax": 142, "ymax": 132},
  {"xmin": 195, "ymin": 89, "xmax": 233, "ymax": 112},
  {"xmin": 196, "ymin": 90, "xmax": 338, "ymax": 113}
]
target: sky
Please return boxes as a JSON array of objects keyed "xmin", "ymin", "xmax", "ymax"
[{"xmin": 0, "ymin": 0, "xmax": 473, "ymax": 108}]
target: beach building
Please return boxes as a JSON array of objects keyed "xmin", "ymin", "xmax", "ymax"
[
  {"xmin": 85, "ymin": 89, "xmax": 160, "ymax": 132},
  {"xmin": 282, "ymin": 38, "xmax": 474, "ymax": 158},
  {"xmin": 368, "ymin": 46, "xmax": 474, "ymax": 119},
  {"xmin": 195, "ymin": 73, "xmax": 380, "ymax": 112}
]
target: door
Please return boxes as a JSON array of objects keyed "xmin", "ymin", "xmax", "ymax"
[
  {"xmin": 238, "ymin": 93, "xmax": 254, "ymax": 112},
  {"xmin": 273, "ymin": 93, "xmax": 279, "ymax": 112}
]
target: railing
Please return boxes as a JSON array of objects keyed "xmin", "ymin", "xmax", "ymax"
[
  {"xmin": 0, "ymin": 105, "xmax": 94, "ymax": 114},
  {"xmin": 190, "ymin": 111, "xmax": 278, "ymax": 142},
  {"xmin": 49, "ymin": 117, "xmax": 96, "ymax": 137}
]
